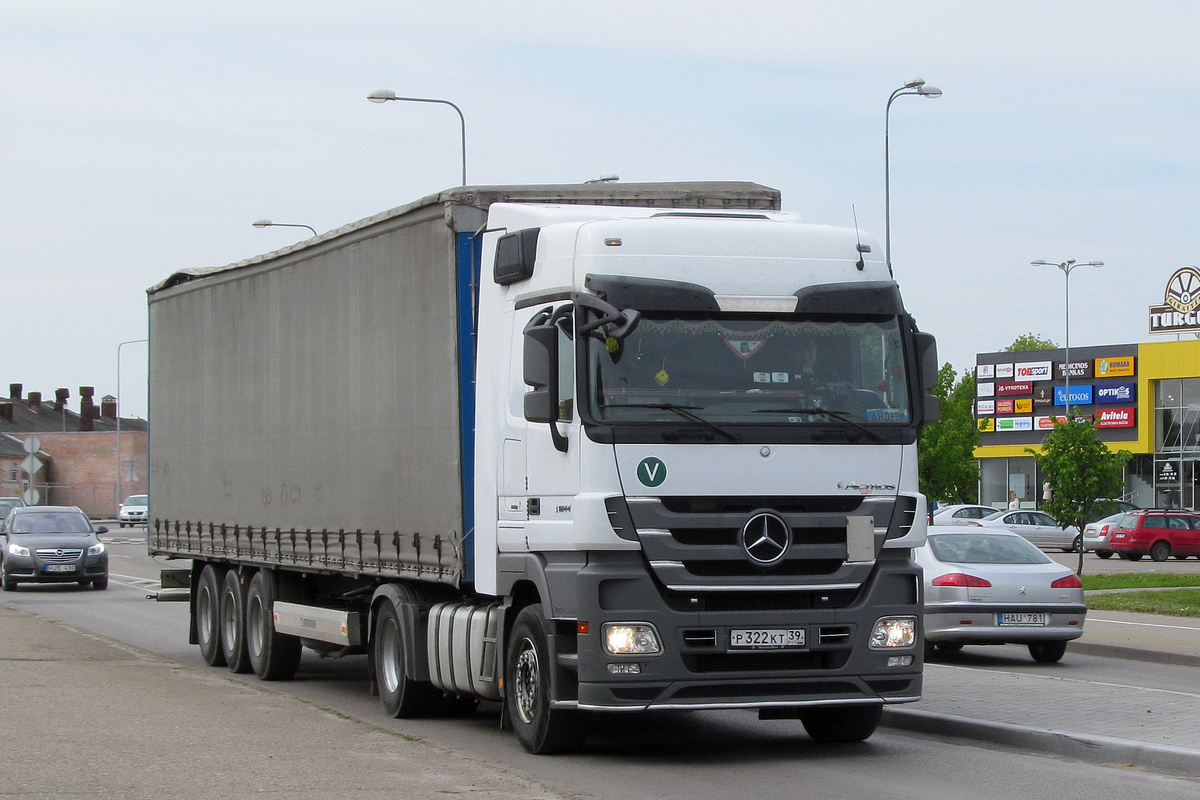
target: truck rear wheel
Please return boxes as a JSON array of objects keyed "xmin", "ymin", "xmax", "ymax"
[
  {"xmin": 221, "ymin": 570, "xmax": 253, "ymax": 673},
  {"xmin": 799, "ymin": 704, "xmax": 881, "ymax": 744},
  {"xmin": 373, "ymin": 600, "xmax": 441, "ymax": 718},
  {"xmin": 506, "ymin": 604, "xmax": 585, "ymax": 754},
  {"xmin": 196, "ymin": 564, "xmax": 227, "ymax": 667},
  {"xmin": 246, "ymin": 569, "xmax": 302, "ymax": 681}
]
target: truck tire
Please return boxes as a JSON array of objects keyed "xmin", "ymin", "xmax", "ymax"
[
  {"xmin": 373, "ymin": 600, "xmax": 441, "ymax": 718},
  {"xmin": 506, "ymin": 604, "xmax": 585, "ymax": 754},
  {"xmin": 799, "ymin": 704, "xmax": 882, "ymax": 744},
  {"xmin": 221, "ymin": 570, "xmax": 253, "ymax": 674},
  {"xmin": 196, "ymin": 564, "xmax": 227, "ymax": 667},
  {"xmin": 246, "ymin": 569, "xmax": 302, "ymax": 681}
]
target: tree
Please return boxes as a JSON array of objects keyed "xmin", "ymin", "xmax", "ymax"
[
  {"xmin": 1028, "ymin": 418, "xmax": 1131, "ymax": 574},
  {"xmin": 1005, "ymin": 333, "xmax": 1057, "ymax": 351},
  {"xmin": 919, "ymin": 364, "xmax": 980, "ymax": 506}
]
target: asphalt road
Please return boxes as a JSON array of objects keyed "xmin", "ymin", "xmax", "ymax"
[{"xmin": 2, "ymin": 525, "xmax": 1199, "ymax": 798}]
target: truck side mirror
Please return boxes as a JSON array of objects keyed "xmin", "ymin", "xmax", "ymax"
[
  {"xmin": 914, "ymin": 330, "xmax": 940, "ymax": 425},
  {"xmin": 523, "ymin": 321, "xmax": 558, "ymax": 424}
]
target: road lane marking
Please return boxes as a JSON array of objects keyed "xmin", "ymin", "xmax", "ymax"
[
  {"xmin": 930, "ymin": 663, "xmax": 1200, "ymax": 700},
  {"xmin": 1087, "ymin": 618, "xmax": 1200, "ymax": 633}
]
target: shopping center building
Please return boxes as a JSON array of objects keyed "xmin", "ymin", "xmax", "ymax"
[{"xmin": 973, "ymin": 338, "xmax": 1200, "ymax": 510}]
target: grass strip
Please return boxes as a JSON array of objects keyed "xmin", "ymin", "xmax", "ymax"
[
  {"xmin": 1086, "ymin": 588, "xmax": 1200, "ymax": 617},
  {"xmin": 1080, "ymin": 573, "xmax": 1200, "ymax": 591}
]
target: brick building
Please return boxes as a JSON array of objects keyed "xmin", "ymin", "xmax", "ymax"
[{"xmin": 1, "ymin": 383, "xmax": 148, "ymax": 518}]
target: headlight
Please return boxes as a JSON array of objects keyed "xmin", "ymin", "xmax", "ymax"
[
  {"xmin": 869, "ymin": 616, "xmax": 917, "ymax": 649},
  {"xmin": 87, "ymin": 542, "xmax": 106, "ymax": 556},
  {"xmin": 602, "ymin": 622, "xmax": 662, "ymax": 655},
  {"xmin": 7, "ymin": 542, "xmax": 30, "ymax": 557}
]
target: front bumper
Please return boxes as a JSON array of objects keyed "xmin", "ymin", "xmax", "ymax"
[
  {"xmin": 3, "ymin": 553, "xmax": 109, "ymax": 584},
  {"xmin": 559, "ymin": 551, "xmax": 922, "ymax": 711}
]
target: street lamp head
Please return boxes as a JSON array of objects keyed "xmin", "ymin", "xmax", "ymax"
[
  {"xmin": 252, "ymin": 219, "xmax": 272, "ymax": 228},
  {"xmin": 903, "ymin": 77, "xmax": 926, "ymax": 89},
  {"xmin": 367, "ymin": 89, "xmax": 397, "ymax": 103},
  {"xmin": 917, "ymin": 85, "xmax": 943, "ymax": 98}
]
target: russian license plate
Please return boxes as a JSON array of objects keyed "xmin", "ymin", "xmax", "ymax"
[
  {"xmin": 997, "ymin": 612, "xmax": 1047, "ymax": 627},
  {"xmin": 45, "ymin": 564, "xmax": 77, "ymax": 573},
  {"xmin": 729, "ymin": 628, "xmax": 806, "ymax": 649}
]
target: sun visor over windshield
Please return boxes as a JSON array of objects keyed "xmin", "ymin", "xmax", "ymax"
[
  {"xmin": 584, "ymin": 274, "xmax": 720, "ymax": 312},
  {"xmin": 793, "ymin": 281, "xmax": 904, "ymax": 316}
]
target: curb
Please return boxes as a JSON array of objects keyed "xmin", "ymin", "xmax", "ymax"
[
  {"xmin": 1070, "ymin": 641, "xmax": 1200, "ymax": 669},
  {"xmin": 881, "ymin": 707, "xmax": 1200, "ymax": 779}
]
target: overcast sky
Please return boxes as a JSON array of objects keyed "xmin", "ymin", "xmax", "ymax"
[{"xmin": 4, "ymin": 1, "xmax": 1198, "ymax": 420}]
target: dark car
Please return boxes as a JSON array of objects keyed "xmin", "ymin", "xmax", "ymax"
[
  {"xmin": 1107, "ymin": 510, "xmax": 1200, "ymax": 562},
  {"xmin": 1, "ymin": 505, "xmax": 109, "ymax": 590}
]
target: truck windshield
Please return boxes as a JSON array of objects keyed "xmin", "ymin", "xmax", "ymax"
[{"xmin": 586, "ymin": 314, "xmax": 912, "ymax": 428}]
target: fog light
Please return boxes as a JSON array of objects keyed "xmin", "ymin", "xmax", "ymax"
[
  {"xmin": 887, "ymin": 655, "xmax": 914, "ymax": 667},
  {"xmin": 869, "ymin": 616, "xmax": 917, "ymax": 649},
  {"xmin": 607, "ymin": 663, "xmax": 642, "ymax": 675},
  {"xmin": 602, "ymin": 622, "xmax": 662, "ymax": 656}
]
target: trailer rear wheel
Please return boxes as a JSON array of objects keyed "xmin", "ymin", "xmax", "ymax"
[
  {"xmin": 374, "ymin": 600, "xmax": 441, "ymax": 718},
  {"xmin": 196, "ymin": 564, "xmax": 227, "ymax": 667},
  {"xmin": 221, "ymin": 570, "xmax": 252, "ymax": 673},
  {"xmin": 246, "ymin": 569, "xmax": 302, "ymax": 681},
  {"xmin": 506, "ymin": 604, "xmax": 585, "ymax": 754},
  {"xmin": 799, "ymin": 704, "xmax": 881, "ymax": 744}
]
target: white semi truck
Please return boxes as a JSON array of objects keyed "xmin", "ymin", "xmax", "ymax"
[{"xmin": 148, "ymin": 182, "xmax": 939, "ymax": 753}]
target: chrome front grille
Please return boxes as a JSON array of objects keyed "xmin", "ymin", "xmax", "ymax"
[
  {"xmin": 36, "ymin": 548, "xmax": 83, "ymax": 563},
  {"xmin": 625, "ymin": 495, "xmax": 896, "ymax": 592}
]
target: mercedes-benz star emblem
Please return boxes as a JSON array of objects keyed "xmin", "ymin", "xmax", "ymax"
[{"xmin": 740, "ymin": 512, "xmax": 791, "ymax": 565}]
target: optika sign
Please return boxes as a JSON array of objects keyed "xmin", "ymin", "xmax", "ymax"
[
  {"xmin": 1014, "ymin": 361, "xmax": 1053, "ymax": 380},
  {"xmin": 1095, "ymin": 407, "xmax": 1136, "ymax": 429},
  {"xmin": 1148, "ymin": 267, "xmax": 1200, "ymax": 334}
]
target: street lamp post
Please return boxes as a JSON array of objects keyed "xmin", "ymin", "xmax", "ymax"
[
  {"xmin": 885, "ymin": 77, "xmax": 942, "ymax": 274},
  {"xmin": 367, "ymin": 89, "xmax": 467, "ymax": 186},
  {"xmin": 116, "ymin": 338, "xmax": 148, "ymax": 515},
  {"xmin": 252, "ymin": 220, "xmax": 318, "ymax": 237},
  {"xmin": 1031, "ymin": 259, "xmax": 1103, "ymax": 414}
]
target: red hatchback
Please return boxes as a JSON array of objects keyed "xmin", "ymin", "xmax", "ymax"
[{"xmin": 1107, "ymin": 510, "xmax": 1200, "ymax": 562}]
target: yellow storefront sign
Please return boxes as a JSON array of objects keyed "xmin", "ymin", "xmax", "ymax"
[{"xmin": 1095, "ymin": 356, "xmax": 1135, "ymax": 377}]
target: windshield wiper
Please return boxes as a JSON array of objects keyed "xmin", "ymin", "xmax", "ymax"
[
  {"xmin": 600, "ymin": 402, "xmax": 741, "ymax": 442},
  {"xmin": 754, "ymin": 407, "xmax": 885, "ymax": 442}
]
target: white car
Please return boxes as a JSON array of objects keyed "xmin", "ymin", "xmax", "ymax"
[
  {"xmin": 972, "ymin": 509, "xmax": 1081, "ymax": 552},
  {"xmin": 118, "ymin": 495, "xmax": 149, "ymax": 527},
  {"xmin": 1082, "ymin": 512, "xmax": 1124, "ymax": 558},
  {"xmin": 917, "ymin": 527, "xmax": 1086, "ymax": 663},
  {"xmin": 931, "ymin": 504, "xmax": 1001, "ymax": 525}
]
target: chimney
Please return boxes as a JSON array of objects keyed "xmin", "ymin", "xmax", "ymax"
[
  {"xmin": 27, "ymin": 391, "xmax": 42, "ymax": 410},
  {"xmin": 80, "ymin": 386, "xmax": 95, "ymax": 432},
  {"xmin": 9, "ymin": 383, "xmax": 21, "ymax": 400},
  {"xmin": 0, "ymin": 403, "xmax": 12, "ymax": 423},
  {"xmin": 55, "ymin": 388, "xmax": 70, "ymax": 413},
  {"xmin": 101, "ymin": 396, "xmax": 117, "ymax": 419}
]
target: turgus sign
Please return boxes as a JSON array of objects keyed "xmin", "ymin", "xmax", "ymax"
[{"xmin": 1149, "ymin": 266, "xmax": 1200, "ymax": 334}]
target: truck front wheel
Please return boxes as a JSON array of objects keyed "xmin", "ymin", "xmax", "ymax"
[
  {"xmin": 373, "ymin": 600, "xmax": 441, "ymax": 718},
  {"xmin": 506, "ymin": 604, "xmax": 585, "ymax": 754},
  {"xmin": 799, "ymin": 704, "xmax": 882, "ymax": 744},
  {"xmin": 196, "ymin": 564, "xmax": 227, "ymax": 667},
  {"xmin": 246, "ymin": 569, "xmax": 302, "ymax": 681}
]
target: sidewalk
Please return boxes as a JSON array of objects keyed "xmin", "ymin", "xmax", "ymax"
[
  {"xmin": 884, "ymin": 610, "xmax": 1200, "ymax": 778},
  {"xmin": 0, "ymin": 605, "xmax": 570, "ymax": 800}
]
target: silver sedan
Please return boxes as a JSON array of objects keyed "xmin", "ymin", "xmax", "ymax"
[
  {"xmin": 917, "ymin": 527, "xmax": 1086, "ymax": 663},
  {"xmin": 972, "ymin": 509, "xmax": 1081, "ymax": 552}
]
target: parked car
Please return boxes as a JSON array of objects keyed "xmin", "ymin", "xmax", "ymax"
[
  {"xmin": 916, "ymin": 527, "xmax": 1086, "ymax": 663},
  {"xmin": 1082, "ymin": 512, "xmax": 1125, "ymax": 558},
  {"xmin": 1106, "ymin": 509, "xmax": 1200, "ymax": 562},
  {"xmin": 0, "ymin": 497, "xmax": 25, "ymax": 522},
  {"xmin": 1087, "ymin": 499, "xmax": 1138, "ymax": 523},
  {"xmin": 118, "ymin": 494, "xmax": 149, "ymax": 527},
  {"xmin": 0, "ymin": 505, "xmax": 109, "ymax": 590},
  {"xmin": 972, "ymin": 509, "xmax": 1082, "ymax": 552},
  {"xmin": 931, "ymin": 504, "xmax": 1001, "ymax": 525}
]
